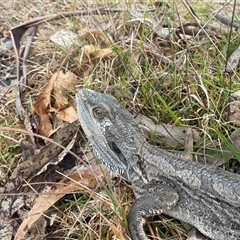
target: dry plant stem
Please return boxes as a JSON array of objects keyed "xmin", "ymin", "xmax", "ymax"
[
  {"xmin": 13, "ymin": 8, "xmax": 155, "ymax": 29},
  {"xmin": 224, "ymin": 0, "xmax": 238, "ymax": 74},
  {"xmin": 10, "ymin": 18, "xmax": 40, "ymax": 147},
  {"xmin": 213, "ymin": 11, "xmax": 240, "ymax": 30}
]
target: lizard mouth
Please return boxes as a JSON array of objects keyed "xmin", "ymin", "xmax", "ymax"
[{"xmin": 108, "ymin": 141, "xmax": 127, "ymax": 166}]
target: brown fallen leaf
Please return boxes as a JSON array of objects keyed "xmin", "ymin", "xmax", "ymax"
[
  {"xmin": 73, "ymin": 44, "xmax": 115, "ymax": 78},
  {"xmin": 14, "ymin": 164, "xmax": 109, "ymax": 240},
  {"xmin": 34, "ymin": 71, "xmax": 78, "ymax": 136},
  {"xmin": 67, "ymin": 30, "xmax": 115, "ymax": 78},
  {"xmin": 34, "ymin": 72, "xmax": 58, "ymax": 136},
  {"xmin": 73, "ymin": 58, "xmax": 97, "ymax": 77},
  {"xmin": 80, "ymin": 30, "xmax": 112, "ymax": 47},
  {"xmin": 51, "ymin": 71, "xmax": 78, "ymax": 111},
  {"xmin": 56, "ymin": 106, "xmax": 78, "ymax": 123},
  {"xmin": 83, "ymin": 44, "xmax": 114, "ymax": 60}
]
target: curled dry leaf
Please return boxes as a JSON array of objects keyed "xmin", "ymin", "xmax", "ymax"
[
  {"xmin": 56, "ymin": 106, "xmax": 78, "ymax": 123},
  {"xmin": 72, "ymin": 30, "xmax": 115, "ymax": 77},
  {"xmin": 52, "ymin": 71, "xmax": 78, "ymax": 111},
  {"xmin": 34, "ymin": 72, "xmax": 58, "ymax": 136},
  {"xmin": 34, "ymin": 71, "xmax": 78, "ymax": 136},
  {"xmin": 83, "ymin": 44, "xmax": 115, "ymax": 61},
  {"xmin": 80, "ymin": 30, "xmax": 112, "ymax": 46},
  {"xmin": 73, "ymin": 45, "xmax": 115, "ymax": 77},
  {"xmin": 14, "ymin": 164, "xmax": 109, "ymax": 240}
]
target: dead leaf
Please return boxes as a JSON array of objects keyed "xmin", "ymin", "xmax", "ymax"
[
  {"xmin": 71, "ymin": 30, "xmax": 115, "ymax": 78},
  {"xmin": 72, "ymin": 44, "xmax": 114, "ymax": 77},
  {"xmin": 14, "ymin": 164, "xmax": 109, "ymax": 240},
  {"xmin": 34, "ymin": 72, "xmax": 56, "ymax": 136},
  {"xmin": 73, "ymin": 58, "xmax": 97, "ymax": 77},
  {"xmin": 80, "ymin": 30, "xmax": 112, "ymax": 47},
  {"xmin": 56, "ymin": 106, "xmax": 78, "ymax": 122},
  {"xmin": 10, "ymin": 14, "xmax": 40, "ymax": 147},
  {"xmin": 52, "ymin": 71, "xmax": 78, "ymax": 111},
  {"xmin": 34, "ymin": 71, "xmax": 78, "ymax": 136},
  {"xmin": 83, "ymin": 44, "xmax": 114, "ymax": 60}
]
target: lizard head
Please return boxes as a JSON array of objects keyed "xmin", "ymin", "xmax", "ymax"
[{"xmin": 76, "ymin": 88, "xmax": 142, "ymax": 180}]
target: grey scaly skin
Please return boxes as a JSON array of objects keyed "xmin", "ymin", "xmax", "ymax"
[{"xmin": 76, "ymin": 88, "xmax": 240, "ymax": 240}]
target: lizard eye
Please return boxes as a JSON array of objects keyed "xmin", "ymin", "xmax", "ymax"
[{"xmin": 93, "ymin": 107, "xmax": 105, "ymax": 119}]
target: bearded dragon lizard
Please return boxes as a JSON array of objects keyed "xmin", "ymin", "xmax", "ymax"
[{"xmin": 76, "ymin": 88, "xmax": 240, "ymax": 240}]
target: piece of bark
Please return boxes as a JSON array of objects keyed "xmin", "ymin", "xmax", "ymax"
[{"xmin": 136, "ymin": 113, "xmax": 200, "ymax": 148}]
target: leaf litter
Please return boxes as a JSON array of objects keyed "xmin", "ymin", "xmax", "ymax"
[{"xmin": 34, "ymin": 71, "xmax": 78, "ymax": 137}]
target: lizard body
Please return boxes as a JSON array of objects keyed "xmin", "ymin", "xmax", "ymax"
[{"xmin": 76, "ymin": 88, "xmax": 240, "ymax": 240}]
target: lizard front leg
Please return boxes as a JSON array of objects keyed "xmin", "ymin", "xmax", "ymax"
[{"xmin": 128, "ymin": 182, "xmax": 179, "ymax": 240}]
